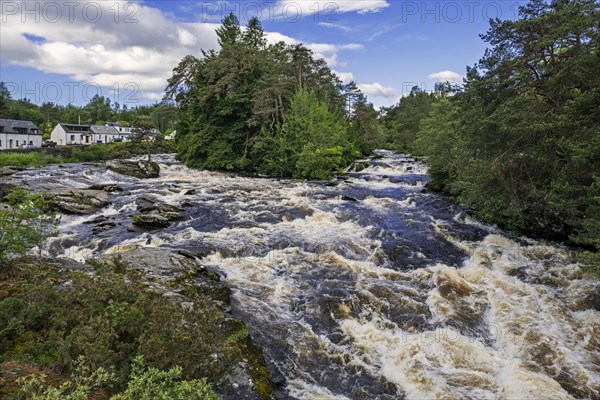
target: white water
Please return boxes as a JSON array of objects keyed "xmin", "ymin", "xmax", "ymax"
[{"xmin": 16, "ymin": 152, "xmax": 600, "ymax": 399}]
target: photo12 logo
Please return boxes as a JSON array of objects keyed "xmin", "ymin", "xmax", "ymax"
[
  {"xmin": 200, "ymin": 1, "xmax": 339, "ymax": 23},
  {"xmin": 1, "ymin": 1, "xmax": 139, "ymax": 24},
  {"xmin": 4, "ymin": 81, "xmax": 140, "ymax": 105},
  {"xmin": 399, "ymin": 1, "xmax": 521, "ymax": 23}
]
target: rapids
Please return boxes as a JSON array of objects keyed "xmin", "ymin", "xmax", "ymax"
[{"xmin": 13, "ymin": 151, "xmax": 600, "ymax": 399}]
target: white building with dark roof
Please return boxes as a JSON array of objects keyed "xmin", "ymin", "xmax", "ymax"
[
  {"xmin": 90, "ymin": 125, "xmax": 123, "ymax": 143},
  {"xmin": 50, "ymin": 123, "xmax": 93, "ymax": 146},
  {"xmin": 0, "ymin": 119, "xmax": 43, "ymax": 150},
  {"xmin": 107, "ymin": 122, "xmax": 135, "ymax": 135}
]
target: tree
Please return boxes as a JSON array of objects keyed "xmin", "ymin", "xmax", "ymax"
[
  {"xmin": 0, "ymin": 81, "xmax": 12, "ymax": 117},
  {"xmin": 257, "ymin": 91, "xmax": 355, "ymax": 179},
  {"xmin": 84, "ymin": 94, "xmax": 112, "ymax": 124},
  {"xmin": 411, "ymin": 0, "xmax": 600, "ymax": 264},
  {"xmin": 0, "ymin": 189, "xmax": 59, "ymax": 266},
  {"xmin": 168, "ymin": 15, "xmax": 372, "ymax": 178},
  {"xmin": 381, "ymin": 87, "xmax": 436, "ymax": 152},
  {"xmin": 132, "ymin": 119, "xmax": 160, "ymax": 161}
]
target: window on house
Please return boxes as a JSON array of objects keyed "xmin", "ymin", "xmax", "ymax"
[
  {"xmin": 71, "ymin": 135, "xmax": 75, "ymax": 142},
  {"xmin": 0, "ymin": 126, "xmax": 4, "ymax": 132},
  {"xmin": 0, "ymin": 140, "xmax": 2, "ymax": 148}
]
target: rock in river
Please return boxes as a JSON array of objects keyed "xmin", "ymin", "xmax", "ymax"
[
  {"xmin": 132, "ymin": 211, "xmax": 180, "ymax": 229},
  {"xmin": 105, "ymin": 159, "xmax": 160, "ymax": 179},
  {"xmin": 88, "ymin": 182, "xmax": 123, "ymax": 192},
  {"xmin": 131, "ymin": 195, "xmax": 183, "ymax": 230},
  {"xmin": 45, "ymin": 188, "xmax": 111, "ymax": 214}
]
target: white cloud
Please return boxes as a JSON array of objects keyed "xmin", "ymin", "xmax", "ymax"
[
  {"xmin": 318, "ymin": 22, "xmax": 353, "ymax": 32},
  {"xmin": 0, "ymin": 0, "xmax": 364, "ymax": 98},
  {"xmin": 428, "ymin": 70, "xmax": 464, "ymax": 84},
  {"xmin": 333, "ymin": 71, "xmax": 355, "ymax": 84},
  {"xmin": 139, "ymin": 91, "xmax": 165, "ymax": 100},
  {"xmin": 0, "ymin": 1, "xmax": 220, "ymax": 92},
  {"xmin": 265, "ymin": 33, "xmax": 363, "ymax": 68},
  {"xmin": 358, "ymin": 82, "xmax": 397, "ymax": 98}
]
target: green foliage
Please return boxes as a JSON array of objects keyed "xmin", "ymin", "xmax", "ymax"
[
  {"xmin": 256, "ymin": 91, "xmax": 357, "ymax": 179},
  {"xmin": 0, "ymin": 153, "xmax": 64, "ymax": 168},
  {"xmin": 0, "ymin": 141, "xmax": 174, "ymax": 169},
  {"xmin": 0, "ymin": 87, "xmax": 178, "ymax": 133},
  {"xmin": 0, "ymin": 260, "xmax": 271, "ymax": 398},
  {"xmin": 0, "ymin": 189, "xmax": 59, "ymax": 264},
  {"xmin": 398, "ymin": 0, "xmax": 600, "ymax": 272},
  {"xmin": 16, "ymin": 355, "xmax": 218, "ymax": 400},
  {"xmin": 380, "ymin": 86, "xmax": 437, "ymax": 152},
  {"xmin": 16, "ymin": 356, "xmax": 115, "ymax": 400},
  {"xmin": 168, "ymin": 15, "xmax": 379, "ymax": 178},
  {"xmin": 110, "ymin": 356, "xmax": 218, "ymax": 400}
]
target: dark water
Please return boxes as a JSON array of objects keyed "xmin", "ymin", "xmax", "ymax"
[{"xmin": 14, "ymin": 151, "xmax": 600, "ymax": 399}]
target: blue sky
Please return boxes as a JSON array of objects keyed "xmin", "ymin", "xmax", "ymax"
[{"xmin": 0, "ymin": 1, "xmax": 526, "ymax": 108}]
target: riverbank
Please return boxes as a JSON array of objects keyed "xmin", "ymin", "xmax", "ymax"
[
  {"xmin": 8, "ymin": 151, "xmax": 597, "ymax": 399},
  {"xmin": 0, "ymin": 250, "xmax": 275, "ymax": 399},
  {"xmin": 0, "ymin": 141, "xmax": 175, "ymax": 169}
]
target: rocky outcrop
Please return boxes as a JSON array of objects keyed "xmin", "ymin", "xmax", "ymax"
[
  {"xmin": 131, "ymin": 196, "xmax": 182, "ymax": 230},
  {"xmin": 0, "ymin": 167, "xmax": 22, "ymax": 177},
  {"xmin": 105, "ymin": 159, "xmax": 160, "ymax": 179},
  {"xmin": 88, "ymin": 183, "xmax": 123, "ymax": 192},
  {"xmin": 132, "ymin": 212, "xmax": 180, "ymax": 229},
  {"xmin": 98, "ymin": 248, "xmax": 275, "ymax": 399},
  {"xmin": 45, "ymin": 189, "xmax": 110, "ymax": 214}
]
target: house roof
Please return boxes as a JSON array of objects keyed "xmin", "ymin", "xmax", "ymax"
[
  {"xmin": 106, "ymin": 122, "xmax": 126, "ymax": 128},
  {"xmin": 59, "ymin": 123, "xmax": 92, "ymax": 134},
  {"xmin": 91, "ymin": 125, "xmax": 119, "ymax": 134},
  {"xmin": 0, "ymin": 119, "xmax": 41, "ymax": 135}
]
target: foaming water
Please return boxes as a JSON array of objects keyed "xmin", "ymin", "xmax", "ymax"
[{"xmin": 19, "ymin": 152, "xmax": 600, "ymax": 399}]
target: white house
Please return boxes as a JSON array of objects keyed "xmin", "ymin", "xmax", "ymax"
[
  {"xmin": 0, "ymin": 119, "xmax": 43, "ymax": 150},
  {"xmin": 50, "ymin": 123, "xmax": 93, "ymax": 146},
  {"xmin": 91, "ymin": 125, "xmax": 123, "ymax": 143},
  {"xmin": 107, "ymin": 122, "xmax": 135, "ymax": 136}
]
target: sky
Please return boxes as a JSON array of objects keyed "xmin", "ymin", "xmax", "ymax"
[{"xmin": 0, "ymin": 0, "xmax": 527, "ymax": 109}]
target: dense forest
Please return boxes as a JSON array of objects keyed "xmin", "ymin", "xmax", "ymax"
[
  {"xmin": 165, "ymin": 15, "xmax": 384, "ymax": 179},
  {"xmin": 381, "ymin": 0, "xmax": 600, "ymax": 271},
  {"xmin": 0, "ymin": 85, "xmax": 177, "ymax": 136}
]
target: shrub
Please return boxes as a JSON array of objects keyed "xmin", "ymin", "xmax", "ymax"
[
  {"xmin": 0, "ymin": 189, "xmax": 59, "ymax": 266},
  {"xmin": 16, "ymin": 356, "xmax": 218, "ymax": 400}
]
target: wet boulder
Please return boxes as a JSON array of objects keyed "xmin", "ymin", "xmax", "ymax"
[
  {"xmin": 88, "ymin": 182, "xmax": 123, "ymax": 192},
  {"xmin": 131, "ymin": 196, "xmax": 182, "ymax": 230},
  {"xmin": 92, "ymin": 221, "xmax": 117, "ymax": 234},
  {"xmin": 132, "ymin": 211, "xmax": 180, "ymax": 229},
  {"xmin": 106, "ymin": 159, "xmax": 160, "ymax": 179},
  {"xmin": 44, "ymin": 189, "xmax": 111, "ymax": 214},
  {"xmin": 0, "ymin": 167, "xmax": 22, "ymax": 176}
]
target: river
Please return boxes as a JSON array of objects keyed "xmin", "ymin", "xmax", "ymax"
[{"xmin": 13, "ymin": 151, "xmax": 600, "ymax": 399}]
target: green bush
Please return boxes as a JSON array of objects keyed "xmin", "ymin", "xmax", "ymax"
[
  {"xmin": 16, "ymin": 356, "xmax": 218, "ymax": 400},
  {"xmin": 0, "ymin": 260, "xmax": 271, "ymax": 398},
  {"xmin": 0, "ymin": 189, "xmax": 59, "ymax": 265},
  {"xmin": 0, "ymin": 153, "xmax": 63, "ymax": 168}
]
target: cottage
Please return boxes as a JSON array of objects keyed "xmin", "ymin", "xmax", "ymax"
[
  {"xmin": 0, "ymin": 119, "xmax": 43, "ymax": 150},
  {"xmin": 91, "ymin": 125, "xmax": 123, "ymax": 143},
  {"xmin": 107, "ymin": 122, "xmax": 135, "ymax": 136},
  {"xmin": 50, "ymin": 123, "xmax": 93, "ymax": 146}
]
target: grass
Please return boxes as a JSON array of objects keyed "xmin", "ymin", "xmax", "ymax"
[{"xmin": 0, "ymin": 142, "xmax": 175, "ymax": 169}]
